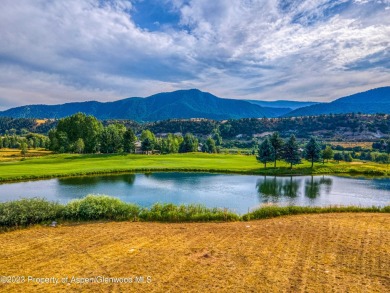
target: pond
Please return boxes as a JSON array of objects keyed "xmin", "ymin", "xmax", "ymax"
[{"xmin": 1, "ymin": 173, "xmax": 389, "ymax": 214}]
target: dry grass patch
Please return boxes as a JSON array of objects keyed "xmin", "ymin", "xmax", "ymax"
[
  {"xmin": 0, "ymin": 149, "xmax": 52, "ymax": 162},
  {"xmin": 0, "ymin": 214, "xmax": 389, "ymax": 292},
  {"xmin": 327, "ymin": 141, "xmax": 373, "ymax": 149}
]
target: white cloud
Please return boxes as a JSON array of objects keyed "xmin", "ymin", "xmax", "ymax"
[{"xmin": 0, "ymin": 0, "xmax": 389, "ymax": 109}]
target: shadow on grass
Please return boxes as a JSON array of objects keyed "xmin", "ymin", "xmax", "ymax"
[{"xmin": 63, "ymin": 153, "xmax": 129, "ymax": 160}]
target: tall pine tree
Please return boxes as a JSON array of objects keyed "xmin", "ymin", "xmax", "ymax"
[
  {"xmin": 283, "ymin": 135, "xmax": 301, "ymax": 169},
  {"xmin": 257, "ymin": 137, "xmax": 275, "ymax": 168},
  {"xmin": 305, "ymin": 136, "xmax": 322, "ymax": 168},
  {"xmin": 270, "ymin": 132, "xmax": 284, "ymax": 168}
]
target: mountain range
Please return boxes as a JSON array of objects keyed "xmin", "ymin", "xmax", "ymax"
[
  {"xmin": 0, "ymin": 89, "xmax": 290, "ymax": 121},
  {"xmin": 0, "ymin": 87, "xmax": 389, "ymax": 121},
  {"xmin": 245, "ymin": 100, "xmax": 319, "ymax": 110},
  {"xmin": 285, "ymin": 87, "xmax": 390, "ymax": 117}
]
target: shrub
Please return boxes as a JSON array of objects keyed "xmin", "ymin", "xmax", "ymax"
[
  {"xmin": 139, "ymin": 203, "xmax": 239, "ymax": 222},
  {"xmin": 0, "ymin": 198, "xmax": 62, "ymax": 227},
  {"xmin": 63, "ymin": 195, "xmax": 140, "ymax": 221},
  {"xmin": 0, "ymin": 196, "xmax": 388, "ymax": 230}
]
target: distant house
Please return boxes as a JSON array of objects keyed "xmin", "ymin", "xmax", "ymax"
[
  {"xmin": 253, "ymin": 132, "xmax": 272, "ymax": 138},
  {"xmin": 134, "ymin": 141, "xmax": 142, "ymax": 154},
  {"xmin": 134, "ymin": 141, "xmax": 160, "ymax": 155},
  {"xmin": 235, "ymin": 134, "xmax": 244, "ymax": 139}
]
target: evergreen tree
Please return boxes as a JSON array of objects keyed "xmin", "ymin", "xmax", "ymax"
[
  {"xmin": 283, "ymin": 135, "xmax": 301, "ymax": 168},
  {"xmin": 257, "ymin": 137, "xmax": 275, "ymax": 168},
  {"xmin": 270, "ymin": 132, "xmax": 284, "ymax": 168},
  {"xmin": 305, "ymin": 136, "xmax": 322, "ymax": 168}
]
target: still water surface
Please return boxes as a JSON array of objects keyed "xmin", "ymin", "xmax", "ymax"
[{"xmin": 1, "ymin": 173, "xmax": 389, "ymax": 214}]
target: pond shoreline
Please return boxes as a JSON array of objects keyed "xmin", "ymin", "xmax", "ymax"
[
  {"xmin": 0, "ymin": 166, "xmax": 389, "ymax": 184},
  {"xmin": 1, "ymin": 195, "xmax": 389, "ymax": 232}
]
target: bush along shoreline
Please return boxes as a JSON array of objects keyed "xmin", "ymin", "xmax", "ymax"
[{"xmin": 0, "ymin": 195, "xmax": 389, "ymax": 232}]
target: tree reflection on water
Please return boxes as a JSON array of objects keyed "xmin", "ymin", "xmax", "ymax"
[
  {"xmin": 257, "ymin": 176, "xmax": 333, "ymax": 203},
  {"xmin": 59, "ymin": 174, "xmax": 136, "ymax": 186}
]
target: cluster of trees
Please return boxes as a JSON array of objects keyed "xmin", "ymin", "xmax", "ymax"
[
  {"xmin": 358, "ymin": 151, "xmax": 389, "ymax": 163},
  {"xmin": 47, "ymin": 113, "xmax": 216, "ymax": 154},
  {"xmin": 219, "ymin": 114, "xmax": 389, "ymax": 139},
  {"xmin": 257, "ymin": 133, "xmax": 333, "ymax": 168},
  {"xmin": 372, "ymin": 139, "xmax": 390, "ymax": 153},
  {"xmin": 258, "ymin": 133, "xmax": 390, "ymax": 167},
  {"xmin": 0, "ymin": 133, "xmax": 49, "ymax": 150},
  {"xmin": 4, "ymin": 114, "xmax": 388, "ymax": 144},
  {"xmin": 48, "ymin": 113, "xmax": 136, "ymax": 154},
  {"xmin": 139, "ymin": 131, "xmax": 200, "ymax": 154}
]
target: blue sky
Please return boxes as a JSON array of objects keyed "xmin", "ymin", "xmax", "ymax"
[{"xmin": 0, "ymin": 0, "xmax": 389, "ymax": 110}]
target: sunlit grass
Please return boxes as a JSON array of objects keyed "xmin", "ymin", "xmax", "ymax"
[{"xmin": 0, "ymin": 152, "xmax": 388, "ymax": 182}]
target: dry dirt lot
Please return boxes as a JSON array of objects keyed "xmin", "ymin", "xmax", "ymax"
[{"xmin": 0, "ymin": 214, "xmax": 389, "ymax": 292}]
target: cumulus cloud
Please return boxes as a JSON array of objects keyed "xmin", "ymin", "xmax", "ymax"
[{"xmin": 0, "ymin": 0, "xmax": 389, "ymax": 110}]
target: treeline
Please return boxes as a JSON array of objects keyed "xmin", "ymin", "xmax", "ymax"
[
  {"xmin": 21, "ymin": 113, "xmax": 390, "ymax": 165},
  {"xmin": 48, "ymin": 113, "xmax": 136, "ymax": 154},
  {"xmin": 218, "ymin": 114, "xmax": 389, "ymax": 139},
  {"xmin": 146, "ymin": 114, "xmax": 389, "ymax": 139},
  {"xmin": 0, "ymin": 133, "xmax": 49, "ymax": 151},
  {"xmin": 47, "ymin": 113, "xmax": 222, "ymax": 154},
  {"xmin": 1, "ymin": 114, "xmax": 389, "ymax": 142},
  {"xmin": 257, "ymin": 133, "xmax": 390, "ymax": 167}
]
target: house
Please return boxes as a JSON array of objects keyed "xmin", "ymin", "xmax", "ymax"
[{"xmin": 134, "ymin": 141, "xmax": 142, "ymax": 154}]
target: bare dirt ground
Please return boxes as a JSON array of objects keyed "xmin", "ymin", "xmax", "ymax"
[{"xmin": 0, "ymin": 214, "xmax": 389, "ymax": 292}]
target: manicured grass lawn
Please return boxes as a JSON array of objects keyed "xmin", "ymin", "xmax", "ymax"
[{"xmin": 0, "ymin": 152, "xmax": 388, "ymax": 182}]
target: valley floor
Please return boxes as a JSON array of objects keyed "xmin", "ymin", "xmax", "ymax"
[{"xmin": 0, "ymin": 214, "xmax": 389, "ymax": 292}]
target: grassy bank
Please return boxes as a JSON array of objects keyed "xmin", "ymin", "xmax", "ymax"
[
  {"xmin": 1, "ymin": 214, "xmax": 389, "ymax": 292},
  {"xmin": 1, "ymin": 195, "xmax": 388, "ymax": 231},
  {"xmin": 0, "ymin": 153, "xmax": 388, "ymax": 183}
]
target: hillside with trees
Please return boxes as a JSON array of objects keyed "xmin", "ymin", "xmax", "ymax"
[
  {"xmin": 1, "ymin": 113, "xmax": 389, "ymax": 143},
  {"xmin": 0, "ymin": 89, "xmax": 287, "ymax": 121}
]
